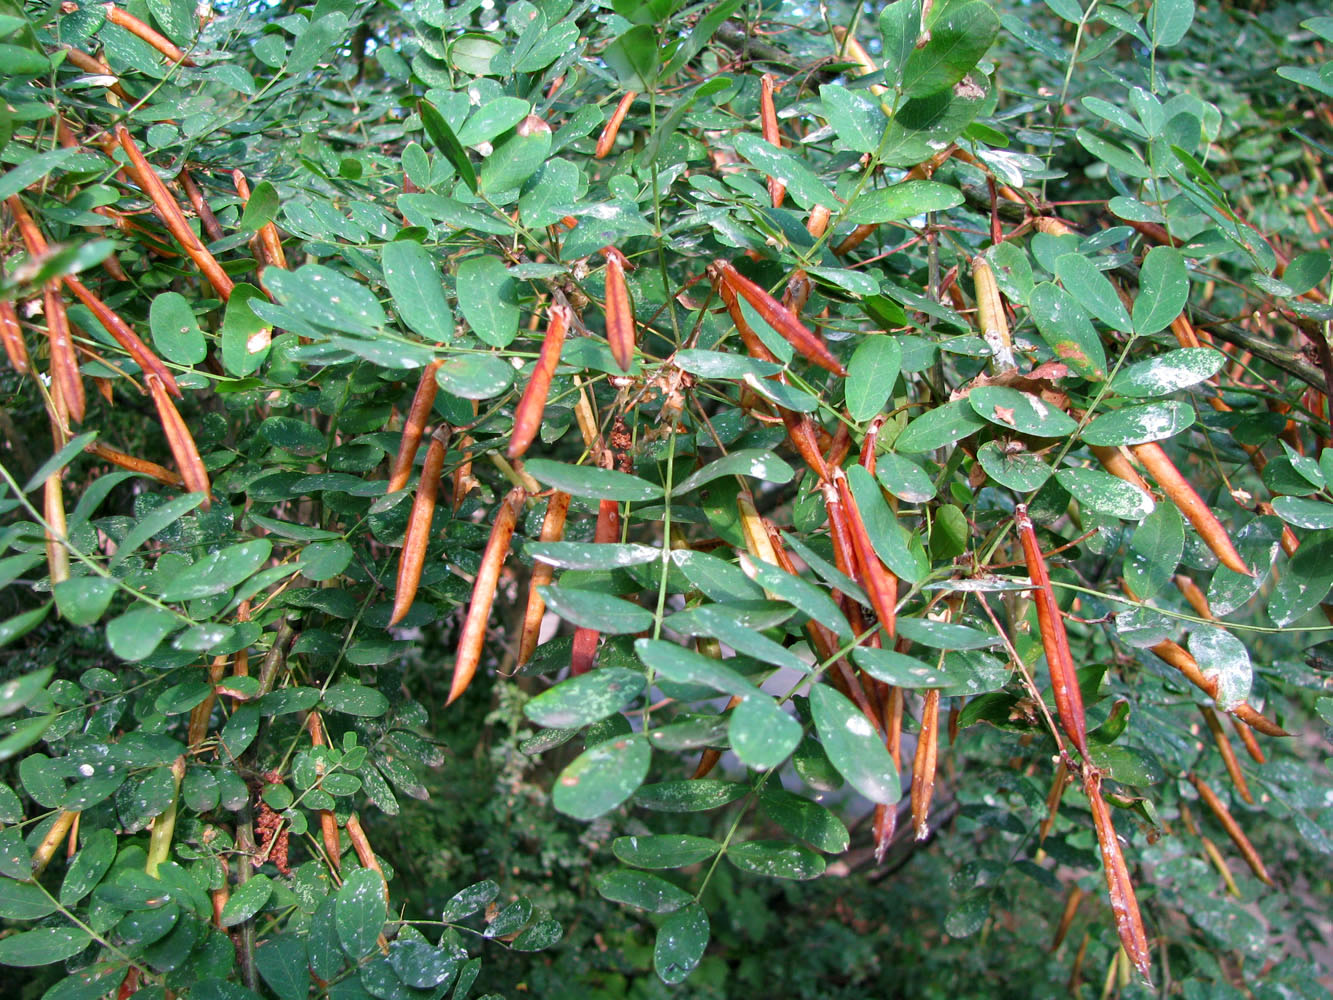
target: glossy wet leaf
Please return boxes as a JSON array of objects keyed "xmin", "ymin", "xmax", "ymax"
[
  {"xmin": 536, "ymin": 586, "xmax": 654, "ymax": 634},
  {"xmin": 528, "ymin": 542, "xmax": 659, "ymax": 570},
  {"xmin": 1082, "ymin": 401, "xmax": 1194, "ymax": 447},
  {"xmin": 1187, "ymin": 626, "xmax": 1251, "ymax": 710},
  {"xmin": 728, "ymin": 695, "xmax": 802, "ymax": 770},
  {"xmin": 1055, "ymin": 254, "xmax": 1131, "ymax": 331},
  {"xmin": 733, "ymin": 133, "xmax": 838, "ymax": 209},
  {"xmin": 968, "ymin": 387, "xmax": 1078, "ymax": 437},
  {"xmin": 456, "ymin": 254, "xmax": 519, "ymax": 348},
  {"xmin": 254, "ymin": 936, "xmax": 309, "ymax": 1000},
  {"xmin": 157, "ymin": 540, "xmax": 273, "ymax": 601},
  {"xmin": 1125, "ymin": 501, "xmax": 1184, "ymax": 599},
  {"xmin": 901, "ymin": 0, "xmax": 1000, "ymax": 98},
  {"xmin": 1028, "ymin": 282, "xmax": 1107, "ymax": 379},
  {"xmin": 672, "ymin": 449, "xmax": 795, "ymax": 496},
  {"xmin": 434, "ymin": 352, "xmax": 513, "ymax": 400},
  {"xmin": 149, "ymin": 291, "xmax": 207, "ymax": 365},
  {"xmin": 977, "ymin": 440, "xmax": 1053, "ymax": 492},
  {"xmin": 335, "ymin": 868, "xmax": 386, "ymax": 959},
  {"xmin": 851, "ymin": 647, "xmax": 953, "ymax": 687},
  {"xmin": 654, "ymin": 903, "xmax": 709, "ymax": 985},
  {"xmin": 552, "ymin": 734, "xmax": 650, "ymax": 820},
  {"xmin": 612, "ymin": 834, "xmax": 719, "ymax": 869},
  {"xmin": 597, "ymin": 869, "xmax": 693, "ymax": 913},
  {"xmin": 759, "ymin": 787, "xmax": 850, "ymax": 853},
  {"xmin": 1133, "ymin": 246, "xmax": 1190, "ymax": 333},
  {"xmin": 635, "ymin": 638, "xmax": 759, "ymax": 697},
  {"xmin": 524, "ymin": 668, "xmax": 646, "ymax": 728},
  {"xmin": 809, "ymin": 685, "xmax": 901, "ymax": 804},
  {"xmin": 442, "ymin": 880, "xmax": 499, "ymax": 921},
  {"xmin": 894, "ymin": 398, "xmax": 988, "ymax": 453},
  {"xmin": 663, "ymin": 606, "xmax": 810, "ymax": 675},
  {"xmin": 383, "ymin": 240, "xmax": 454, "ymax": 342},
  {"xmin": 845, "ymin": 336, "xmax": 903, "ymax": 422},
  {"xmin": 0, "ymin": 926, "xmax": 91, "ymax": 967},
  {"xmin": 524, "ymin": 459, "xmax": 663, "ymax": 502},
  {"xmin": 819, "ymin": 84, "xmax": 885, "ymax": 153},
  {"xmin": 633, "ymin": 780, "xmax": 747, "ymax": 813},
  {"xmin": 726, "ymin": 840, "xmax": 827, "ymax": 880},
  {"xmin": 1057, "ymin": 467, "xmax": 1155, "ymax": 520},
  {"xmin": 221, "ymin": 873, "xmax": 274, "ymax": 927},
  {"xmin": 895, "ymin": 617, "xmax": 996, "ymax": 650},
  {"xmin": 739, "ymin": 555, "xmax": 852, "ymax": 639},
  {"xmin": 846, "ymin": 180, "xmax": 964, "ymax": 223}
]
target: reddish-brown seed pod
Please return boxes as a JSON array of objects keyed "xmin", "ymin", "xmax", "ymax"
[
  {"xmin": 595, "ymin": 92, "xmax": 637, "ymax": 159},
  {"xmin": 603, "ymin": 253, "xmax": 635, "ymax": 372},
  {"xmin": 911, "ymin": 689, "xmax": 939, "ymax": 841},
  {"xmin": 833, "ymin": 223, "xmax": 877, "ymax": 257},
  {"xmin": 860, "ymin": 415, "xmax": 887, "ymax": 476},
  {"xmin": 518, "ymin": 491, "xmax": 571, "ymax": 665},
  {"xmin": 448, "ymin": 488, "xmax": 524, "ymax": 705},
  {"xmin": 1084, "ymin": 769, "xmax": 1153, "ymax": 983},
  {"xmin": 65, "ymin": 276, "xmax": 181, "ymax": 396},
  {"xmin": 779, "ymin": 410, "xmax": 831, "ymax": 482},
  {"xmin": 824, "ymin": 422, "xmax": 851, "ymax": 470},
  {"xmin": 1089, "ymin": 444, "xmax": 1152, "ymax": 496},
  {"xmin": 782, "ymin": 268, "xmax": 811, "ymax": 317},
  {"xmin": 0, "ymin": 300, "xmax": 29, "ymax": 374},
  {"xmin": 61, "ymin": 45, "xmax": 131, "ymax": 100},
  {"xmin": 103, "ymin": 4, "xmax": 196, "ymax": 65},
  {"xmin": 233, "ymin": 168, "xmax": 288, "ymax": 274},
  {"xmin": 1038, "ymin": 760, "xmax": 1071, "ymax": 846},
  {"xmin": 388, "ymin": 360, "xmax": 445, "ymax": 493},
  {"xmin": 1200, "ymin": 706, "xmax": 1254, "ymax": 804},
  {"xmin": 344, "ymin": 814, "xmax": 388, "ymax": 902},
  {"xmin": 1147, "ymin": 638, "xmax": 1287, "ymax": 737},
  {"xmin": 178, "ymin": 166, "xmax": 225, "ymax": 242},
  {"xmin": 1016, "ymin": 504, "xmax": 1089, "ymax": 758},
  {"xmin": 1129, "ymin": 442, "xmax": 1250, "ymax": 576},
  {"xmin": 116, "ymin": 126, "xmax": 234, "ymax": 300},
  {"xmin": 759, "ymin": 74, "xmax": 786, "ymax": 208},
  {"xmin": 390, "ymin": 430, "xmax": 447, "ymax": 626},
  {"xmin": 1189, "ymin": 772, "xmax": 1272, "ymax": 886},
  {"xmin": 718, "ymin": 280, "xmax": 779, "ymax": 364},
  {"xmin": 833, "ymin": 470, "xmax": 899, "ymax": 639},
  {"xmin": 1232, "ymin": 716, "xmax": 1266, "ymax": 764},
  {"xmin": 88, "ymin": 441, "xmax": 184, "ymax": 487},
  {"xmin": 712, "ymin": 260, "xmax": 846, "ymax": 376},
  {"xmin": 509, "ymin": 304, "xmax": 570, "ymax": 460},
  {"xmin": 571, "ymin": 498, "xmax": 621, "ymax": 675},
  {"xmin": 44, "ymin": 469, "xmax": 70, "ymax": 588},
  {"xmin": 146, "ymin": 373, "xmax": 210, "ymax": 506},
  {"xmin": 806, "ymin": 204, "xmax": 832, "ymax": 239},
  {"xmin": 44, "ymin": 281, "xmax": 85, "ymax": 424}
]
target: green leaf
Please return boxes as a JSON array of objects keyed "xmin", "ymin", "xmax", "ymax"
[
  {"xmin": 633, "ymin": 780, "xmax": 747, "ymax": 813},
  {"xmin": 434, "ymin": 353, "xmax": 513, "ymax": 399},
  {"xmin": 0, "ymin": 148, "xmax": 78, "ymax": 203},
  {"xmin": 511, "ymin": 919, "xmax": 562, "ymax": 952},
  {"xmin": 0, "ymin": 926, "xmax": 90, "ymax": 967},
  {"xmin": 286, "ymin": 11, "xmax": 348, "ymax": 76},
  {"xmin": 603, "ymin": 25, "xmax": 659, "ymax": 91},
  {"xmin": 528, "ymin": 542, "xmax": 660, "ymax": 570},
  {"xmin": 536, "ymin": 586, "xmax": 655, "ymax": 634},
  {"xmin": 809, "ymin": 685, "xmax": 901, "ymax": 804},
  {"xmin": 336, "ymin": 868, "xmax": 387, "ymax": 959},
  {"xmin": 1187, "ymin": 626, "xmax": 1250, "ymax": 709},
  {"xmin": 977, "ymin": 440, "xmax": 1053, "ymax": 492},
  {"xmin": 106, "ymin": 607, "xmax": 179, "ymax": 661},
  {"xmin": 967, "ymin": 387, "xmax": 1078, "ymax": 437},
  {"xmin": 238, "ymin": 181, "xmax": 279, "ymax": 233},
  {"xmin": 846, "ymin": 465, "xmax": 927, "ymax": 583},
  {"xmin": 845, "ymin": 336, "xmax": 902, "ymax": 422},
  {"xmin": 1133, "ymin": 247, "xmax": 1190, "ymax": 334},
  {"xmin": 894, "ymin": 398, "xmax": 988, "ymax": 453},
  {"xmin": 846, "ymin": 180, "xmax": 964, "ymax": 224},
  {"xmin": 220, "ymin": 284, "xmax": 271, "ymax": 377},
  {"xmin": 481, "ymin": 129, "xmax": 552, "ymax": 195},
  {"xmin": 0, "ymin": 665, "xmax": 52, "ymax": 716},
  {"xmin": 1056, "ymin": 467, "xmax": 1155, "ymax": 520},
  {"xmin": 255, "ymin": 935, "xmax": 309, "ymax": 1000},
  {"xmin": 524, "ymin": 459, "xmax": 663, "ymax": 502},
  {"xmin": 221, "ymin": 873, "xmax": 274, "ymax": 927},
  {"xmin": 524, "ymin": 668, "xmax": 647, "ymax": 728},
  {"xmin": 896, "ymin": 617, "xmax": 996, "ymax": 650},
  {"xmin": 670, "ymin": 550, "xmax": 766, "ymax": 603},
  {"xmin": 1125, "ymin": 501, "xmax": 1184, "ymax": 599},
  {"xmin": 0, "ymin": 878, "xmax": 57, "ymax": 919},
  {"xmin": 1055, "ymin": 254, "xmax": 1132, "ymax": 332},
  {"xmin": 1028, "ymin": 282, "xmax": 1107, "ymax": 379},
  {"xmin": 654, "ymin": 903, "xmax": 709, "ymax": 985},
  {"xmin": 875, "ymin": 454, "xmax": 936, "ymax": 503},
  {"xmin": 733, "ymin": 134, "xmax": 839, "ymax": 209},
  {"xmin": 672, "ymin": 449, "xmax": 795, "ymax": 496},
  {"xmin": 418, "ymin": 99, "xmax": 477, "ymax": 194},
  {"xmin": 728, "ymin": 695, "xmax": 802, "ymax": 770},
  {"xmin": 456, "ymin": 254, "xmax": 519, "ymax": 348},
  {"xmin": 1111, "ymin": 347, "xmax": 1225, "ymax": 398},
  {"xmin": 442, "ymin": 880, "xmax": 499, "ymax": 921},
  {"xmin": 149, "ymin": 291, "xmax": 207, "ymax": 365},
  {"xmin": 674, "ymin": 348, "xmax": 782, "ymax": 380},
  {"xmin": 612, "ymin": 834, "xmax": 719, "ymax": 869},
  {"xmin": 820, "ymin": 85, "xmax": 885, "ymax": 153},
  {"xmin": 635, "ymin": 638, "xmax": 760, "ymax": 698},
  {"xmin": 60, "ymin": 828, "xmax": 117, "ymax": 906},
  {"xmin": 158, "ymin": 540, "xmax": 273, "ymax": 601},
  {"xmin": 1149, "ymin": 0, "xmax": 1194, "ymax": 46},
  {"xmin": 322, "ymin": 683, "xmax": 390, "ymax": 718},
  {"xmin": 1271, "ymin": 496, "xmax": 1333, "ymax": 530},
  {"xmin": 851, "ymin": 647, "xmax": 952, "ymax": 687},
  {"xmin": 740, "ymin": 555, "xmax": 852, "ymax": 638},
  {"xmin": 110, "ymin": 493, "xmax": 206, "ymax": 567},
  {"xmin": 727, "ymin": 840, "xmax": 827, "ymax": 880},
  {"xmin": 1081, "ymin": 401, "xmax": 1195, "ymax": 447},
  {"xmin": 879, "ymin": 0, "xmax": 923, "ymax": 85},
  {"xmin": 901, "ymin": 1, "xmax": 1000, "ymax": 98},
  {"xmin": 383, "ymin": 241, "xmax": 454, "ymax": 343},
  {"xmin": 758, "ymin": 787, "xmax": 850, "ymax": 853},
  {"xmin": 24, "ymin": 432, "xmax": 98, "ymax": 494},
  {"xmin": 552, "ymin": 733, "xmax": 651, "ymax": 819},
  {"xmin": 597, "ymin": 870, "xmax": 693, "ymax": 913},
  {"xmin": 1270, "ymin": 531, "xmax": 1333, "ymax": 626},
  {"xmin": 665, "ymin": 606, "xmax": 811, "ymax": 675}
]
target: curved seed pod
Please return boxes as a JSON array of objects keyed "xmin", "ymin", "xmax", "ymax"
[
  {"xmin": 390, "ymin": 430, "xmax": 447, "ymax": 625},
  {"xmin": 737, "ymin": 492, "xmax": 779, "ymax": 567},
  {"xmin": 31, "ymin": 810, "xmax": 79, "ymax": 876},
  {"xmin": 719, "ymin": 280, "xmax": 779, "ymax": 364},
  {"xmin": 860, "ymin": 415, "xmax": 887, "ymax": 476},
  {"xmin": 603, "ymin": 251, "xmax": 635, "ymax": 372},
  {"xmin": 66, "ymin": 276, "xmax": 181, "ymax": 396},
  {"xmin": 1084, "ymin": 769, "xmax": 1153, "ymax": 984},
  {"xmin": 595, "ymin": 92, "xmax": 637, "ymax": 159},
  {"xmin": 44, "ymin": 281, "xmax": 85, "ymax": 424},
  {"xmin": 973, "ymin": 255, "xmax": 1013, "ymax": 363},
  {"xmin": 1200, "ymin": 835, "xmax": 1241, "ymax": 896},
  {"xmin": 779, "ymin": 409, "xmax": 830, "ymax": 482},
  {"xmin": 104, "ymin": 4, "xmax": 195, "ymax": 64},
  {"xmin": 824, "ymin": 422, "xmax": 851, "ymax": 471},
  {"xmin": 1201, "ymin": 706, "xmax": 1254, "ymax": 804},
  {"xmin": 806, "ymin": 204, "xmax": 832, "ymax": 239},
  {"xmin": 1129, "ymin": 441, "xmax": 1250, "ymax": 576},
  {"xmin": 44, "ymin": 469, "xmax": 70, "ymax": 588},
  {"xmin": 146, "ymin": 373, "xmax": 210, "ymax": 505},
  {"xmin": 1174, "ymin": 574, "xmax": 1213, "ymax": 620},
  {"xmin": 1016, "ymin": 504, "xmax": 1088, "ymax": 758},
  {"xmin": 116, "ymin": 126, "xmax": 234, "ymax": 300},
  {"xmin": 833, "ymin": 223, "xmax": 877, "ymax": 257},
  {"xmin": 388, "ymin": 360, "xmax": 445, "ymax": 492},
  {"xmin": 344, "ymin": 814, "xmax": 388, "ymax": 901},
  {"xmin": 449, "ymin": 488, "xmax": 524, "ymax": 704},
  {"xmin": 518, "ymin": 491, "xmax": 571, "ymax": 665},
  {"xmin": 62, "ymin": 45, "xmax": 131, "ymax": 100},
  {"xmin": 571, "ymin": 498, "xmax": 622, "ymax": 675},
  {"xmin": 1089, "ymin": 444, "xmax": 1152, "ymax": 495},
  {"xmin": 833, "ymin": 469, "xmax": 898, "ymax": 639},
  {"xmin": 712, "ymin": 260, "xmax": 846, "ymax": 376},
  {"xmin": 1038, "ymin": 760, "xmax": 1071, "ymax": 845},
  {"xmin": 88, "ymin": 441, "xmax": 184, "ymax": 486},
  {"xmin": 1232, "ymin": 716, "xmax": 1266, "ymax": 764},
  {"xmin": 0, "ymin": 299, "xmax": 29, "ymax": 374},
  {"xmin": 760, "ymin": 74, "xmax": 786, "ymax": 208},
  {"xmin": 306, "ymin": 713, "xmax": 343, "ymax": 869},
  {"xmin": 1051, "ymin": 885, "xmax": 1084, "ymax": 951},
  {"xmin": 1147, "ymin": 638, "xmax": 1287, "ymax": 737},
  {"xmin": 1189, "ymin": 773, "xmax": 1271, "ymax": 885},
  {"xmin": 509, "ymin": 304, "xmax": 571, "ymax": 459},
  {"xmin": 911, "ymin": 689, "xmax": 939, "ymax": 840},
  {"xmin": 178, "ymin": 166, "xmax": 225, "ymax": 242}
]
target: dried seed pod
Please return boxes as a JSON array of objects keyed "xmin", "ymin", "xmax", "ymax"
[
  {"xmin": 737, "ymin": 492, "xmax": 780, "ymax": 568},
  {"xmin": 88, "ymin": 441, "xmax": 184, "ymax": 487},
  {"xmin": 1232, "ymin": 716, "xmax": 1266, "ymax": 764},
  {"xmin": 831, "ymin": 26, "xmax": 887, "ymax": 96},
  {"xmin": 1038, "ymin": 760, "xmax": 1071, "ymax": 845},
  {"xmin": 518, "ymin": 491, "xmax": 571, "ymax": 665},
  {"xmin": 1051, "ymin": 885, "xmax": 1084, "ymax": 951},
  {"xmin": 388, "ymin": 360, "xmax": 445, "ymax": 492},
  {"xmin": 973, "ymin": 255, "xmax": 1013, "ymax": 362},
  {"xmin": 1032, "ymin": 216, "xmax": 1078, "ymax": 237},
  {"xmin": 712, "ymin": 260, "xmax": 846, "ymax": 376},
  {"xmin": 61, "ymin": 45, "xmax": 131, "ymax": 100},
  {"xmin": 782, "ymin": 268, "xmax": 811, "ymax": 317},
  {"xmin": 1084, "ymin": 769, "xmax": 1153, "ymax": 983},
  {"xmin": 1129, "ymin": 441, "xmax": 1250, "ymax": 576},
  {"xmin": 31, "ymin": 811, "xmax": 79, "ymax": 876},
  {"xmin": 603, "ymin": 251, "xmax": 635, "ymax": 372},
  {"xmin": 509, "ymin": 305, "xmax": 571, "ymax": 459},
  {"xmin": 390, "ymin": 429, "xmax": 447, "ymax": 625},
  {"xmin": 0, "ymin": 299, "xmax": 29, "ymax": 374},
  {"xmin": 103, "ymin": 4, "xmax": 196, "ymax": 64},
  {"xmin": 233, "ymin": 168, "xmax": 288, "ymax": 272},
  {"xmin": 178, "ymin": 166, "xmax": 225, "ymax": 242},
  {"xmin": 860, "ymin": 415, "xmax": 887, "ymax": 476},
  {"xmin": 1016, "ymin": 504, "xmax": 1089, "ymax": 758},
  {"xmin": 344, "ymin": 814, "xmax": 388, "ymax": 899},
  {"xmin": 1146, "ymin": 638, "xmax": 1287, "ymax": 736},
  {"xmin": 448, "ymin": 488, "xmax": 524, "ymax": 704},
  {"xmin": 806, "ymin": 204, "xmax": 832, "ymax": 239},
  {"xmin": 833, "ymin": 470, "xmax": 898, "ymax": 638},
  {"xmin": 911, "ymin": 689, "xmax": 940, "ymax": 840},
  {"xmin": 1089, "ymin": 444, "xmax": 1152, "ymax": 496},
  {"xmin": 595, "ymin": 92, "xmax": 637, "ymax": 159},
  {"xmin": 1200, "ymin": 835, "xmax": 1241, "ymax": 896},
  {"xmin": 44, "ymin": 468, "xmax": 70, "ymax": 588},
  {"xmin": 1201, "ymin": 705, "xmax": 1254, "ymax": 804},
  {"xmin": 116, "ymin": 126, "xmax": 234, "ymax": 300},
  {"xmin": 760, "ymin": 74, "xmax": 786, "ymax": 208},
  {"xmin": 1189, "ymin": 772, "xmax": 1272, "ymax": 886},
  {"xmin": 571, "ymin": 498, "xmax": 622, "ymax": 675},
  {"xmin": 146, "ymin": 373, "xmax": 210, "ymax": 505},
  {"xmin": 66, "ymin": 276, "xmax": 181, "ymax": 395},
  {"xmin": 833, "ymin": 223, "xmax": 877, "ymax": 257},
  {"xmin": 44, "ymin": 281, "xmax": 85, "ymax": 424}
]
